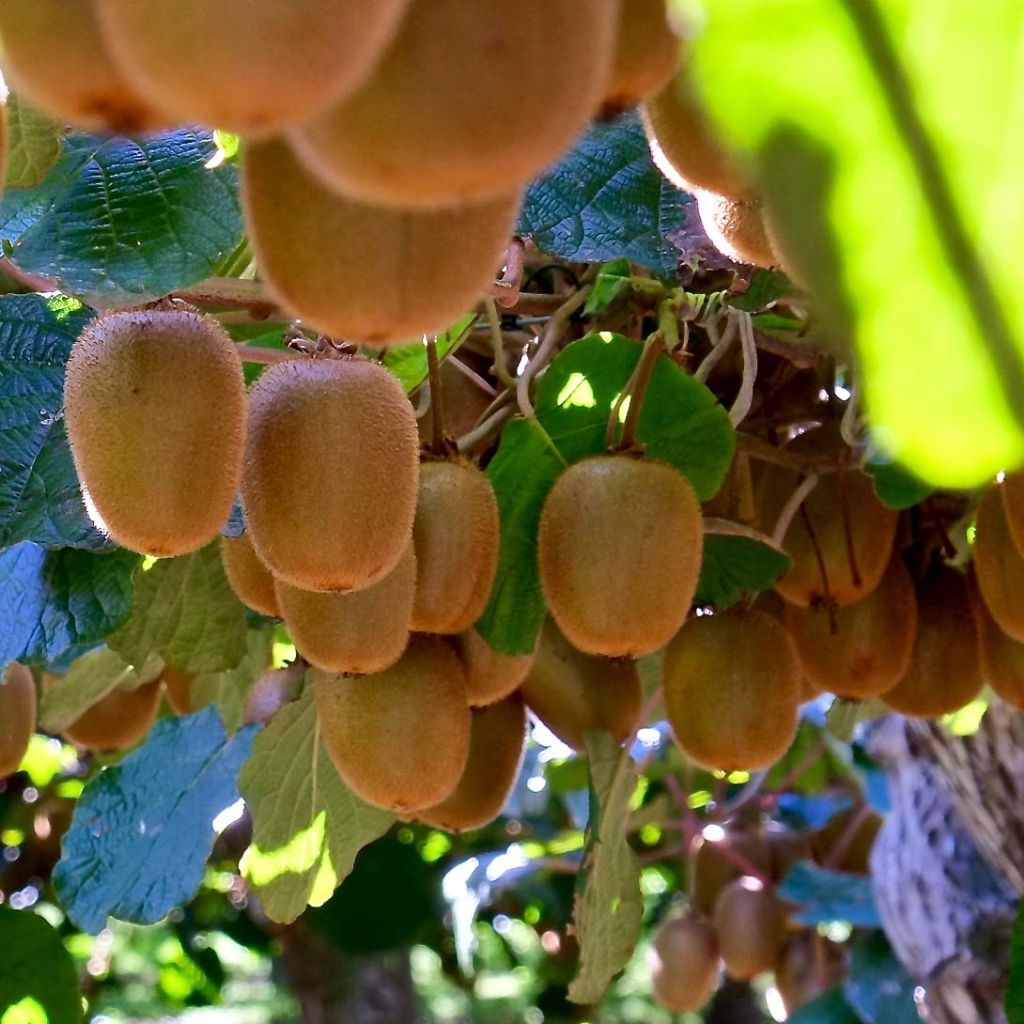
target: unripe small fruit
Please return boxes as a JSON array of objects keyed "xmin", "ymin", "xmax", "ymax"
[
  {"xmin": 63, "ymin": 681, "xmax": 162, "ymax": 752},
  {"xmin": 64, "ymin": 309, "xmax": 246, "ymax": 557},
  {"xmin": 691, "ymin": 830, "xmax": 772, "ymax": 917},
  {"xmin": 713, "ymin": 877, "xmax": 786, "ymax": 980},
  {"xmin": 538, "ymin": 455, "xmax": 703, "ymax": 657},
  {"xmin": 648, "ymin": 913, "xmax": 720, "ymax": 1013},
  {"xmin": 162, "ymin": 667, "xmax": 196, "ymax": 716},
  {"xmin": 221, "ymin": 533, "xmax": 280, "ymax": 618},
  {"xmin": 455, "ymin": 629, "xmax": 535, "ymax": 708},
  {"xmin": 0, "ymin": 664, "xmax": 36, "ymax": 777}
]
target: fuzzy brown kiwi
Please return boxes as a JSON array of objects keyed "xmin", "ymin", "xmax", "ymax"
[
  {"xmin": 809, "ymin": 809, "xmax": 882, "ymax": 874},
  {"xmin": 973, "ymin": 483, "xmax": 1024, "ymax": 642},
  {"xmin": 63, "ymin": 681, "xmax": 162, "ymax": 751},
  {"xmin": 276, "ymin": 545, "xmax": 416, "ymax": 675},
  {"xmin": 241, "ymin": 357, "xmax": 418, "ymax": 593},
  {"xmin": 881, "ymin": 567, "xmax": 982, "ymax": 718},
  {"xmin": 968, "ymin": 570, "xmax": 1024, "ymax": 710},
  {"xmin": 538, "ymin": 455, "xmax": 703, "ymax": 657},
  {"xmin": 664, "ymin": 611, "xmax": 800, "ymax": 772},
  {"xmin": 642, "ymin": 72, "xmax": 751, "ymax": 201},
  {"xmin": 221, "ymin": 533, "xmax": 280, "ymax": 618},
  {"xmin": 243, "ymin": 138, "xmax": 520, "ymax": 345},
  {"xmin": 599, "ymin": 0, "xmax": 681, "ymax": 118},
  {"xmin": 290, "ymin": 0, "xmax": 617, "ymax": 208},
  {"xmin": 315, "ymin": 635, "xmax": 470, "ymax": 812},
  {"xmin": 696, "ymin": 190, "xmax": 778, "ymax": 268},
  {"xmin": 1001, "ymin": 471, "xmax": 1024, "ymax": 557},
  {"xmin": 775, "ymin": 933, "xmax": 845, "ymax": 1015},
  {"xmin": 63, "ymin": 309, "xmax": 245, "ymax": 557},
  {"xmin": 96, "ymin": 0, "xmax": 409, "ymax": 135},
  {"xmin": 162, "ymin": 667, "xmax": 196, "ymax": 716},
  {"xmin": 0, "ymin": 1, "xmax": 170, "ymax": 133},
  {"xmin": 648, "ymin": 913, "xmax": 720, "ymax": 1014},
  {"xmin": 520, "ymin": 618, "xmax": 643, "ymax": 753},
  {"xmin": 713, "ymin": 877, "xmax": 787, "ymax": 980},
  {"xmin": 411, "ymin": 460, "xmax": 499, "ymax": 635},
  {"xmin": 416, "ymin": 692, "xmax": 527, "ymax": 832},
  {"xmin": 692, "ymin": 830, "xmax": 773, "ymax": 917},
  {"xmin": 755, "ymin": 590, "xmax": 823, "ymax": 701},
  {"xmin": 0, "ymin": 664, "xmax": 36, "ymax": 776},
  {"xmin": 784, "ymin": 559, "xmax": 918, "ymax": 699},
  {"xmin": 455, "ymin": 629, "xmax": 535, "ymax": 708}
]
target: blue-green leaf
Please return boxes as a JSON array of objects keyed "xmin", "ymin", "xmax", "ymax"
[
  {"xmin": 844, "ymin": 933, "xmax": 920, "ymax": 1024},
  {"xmin": 777, "ymin": 861, "xmax": 881, "ymax": 927},
  {"xmin": 0, "ymin": 908, "xmax": 82, "ymax": 1023},
  {"xmin": 789, "ymin": 990, "xmax": 862, "ymax": 1024}
]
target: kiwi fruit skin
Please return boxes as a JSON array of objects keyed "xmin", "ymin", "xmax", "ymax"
[
  {"xmin": 63, "ymin": 681, "xmax": 162, "ymax": 751},
  {"xmin": 696, "ymin": 190, "xmax": 778, "ymax": 268},
  {"xmin": 0, "ymin": 1, "xmax": 169, "ymax": 133},
  {"xmin": 648, "ymin": 913, "xmax": 720, "ymax": 1014},
  {"xmin": 0, "ymin": 664, "xmax": 36, "ymax": 776},
  {"xmin": 520, "ymin": 618, "xmax": 643, "ymax": 753},
  {"xmin": 96, "ymin": 0, "xmax": 409, "ymax": 136},
  {"xmin": 455, "ymin": 629, "xmax": 535, "ymax": 708},
  {"xmin": 973, "ymin": 483, "xmax": 1024, "ymax": 642},
  {"xmin": 538, "ymin": 455, "xmax": 703, "ymax": 658},
  {"xmin": 881, "ymin": 567, "xmax": 982, "ymax": 718},
  {"xmin": 713, "ymin": 878, "xmax": 786, "ymax": 980},
  {"xmin": 692, "ymin": 830, "xmax": 772, "ymax": 917},
  {"xmin": 241, "ymin": 357, "xmax": 418, "ymax": 593},
  {"xmin": 969, "ymin": 572, "xmax": 1024, "ymax": 710},
  {"xmin": 64, "ymin": 309, "xmax": 245, "ymax": 557},
  {"xmin": 784, "ymin": 559, "xmax": 918, "ymax": 699},
  {"xmin": 162, "ymin": 667, "xmax": 196, "ymax": 716},
  {"xmin": 775, "ymin": 933, "xmax": 845, "ymax": 1015},
  {"xmin": 599, "ymin": 0, "xmax": 680, "ymax": 119},
  {"xmin": 642, "ymin": 72, "xmax": 751, "ymax": 201},
  {"xmin": 277, "ymin": 545, "xmax": 416, "ymax": 675},
  {"xmin": 411, "ymin": 460, "xmax": 499, "ymax": 635},
  {"xmin": 810, "ymin": 810, "xmax": 882, "ymax": 875},
  {"xmin": 1001, "ymin": 471, "xmax": 1024, "ymax": 556},
  {"xmin": 221, "ymin": 533, "xmax": 280, "ymax": 618},
  {"xmin": 243, "ymin": 137, "xmax": 521, "ymax": 346},
  {"xmin": 290, "ymin": 0, "xmax": 618, "ymax": 209},
  {"xmin": 664, "ymin": 611, "xmax": 801, "ymax": 772},
  {"xmin": 315, "ymin": 635, "xmax": 471, "ymax": 813},
  {"xmin": 416, "ymin": 692, "xmax": 527, "ymax": 832}
]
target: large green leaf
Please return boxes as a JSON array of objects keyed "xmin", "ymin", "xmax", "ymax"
[
  {"xmin": 0, "ymin": 129, "xmax": 242, "ymax": 300},
  {"xmin": 777, "ymin": 861, "xmax": 881, "ymax": 927},
  {"xmin": 4, "ymin": 95, "xmax": 64, "ymax": 189},
  {"xmin": 519, "ymin": 113, "xmax": 689, "ymax": 277},
  {"xmin": 0, "ymin": 909, "xmax": 82, "ymax": 1023},
  {"xmin": 682, "ymin": 0, "xmax": 1024, "ymax": 486},
  {"xmin": 696, "ymin": 525, "xmax": 793, "ymax": 609},
  {"xmin": 844, "ymin": 933, "xmax": 920, "ymax": 1024}
]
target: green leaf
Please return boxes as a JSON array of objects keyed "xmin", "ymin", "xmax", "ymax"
[
  {"xmin": 1007, "ymin": 899, "xmax": 1024, "ymax": 1024},
  {"xmin": 865, "ymin": 456, "xmax": 935, "ymax": 510},
  {"xmin": 584, "ymin": 258, "xmax": 635, "ymax": 315},
  {"xmin": 0, "ymin": 908, "xmax": 82, "ymax": 1024},
  {"xmin": 844, "ymin": 932, "xmax": 920, "ymax": 1024},
  {"xmin": 0, "ymin": 293, "xmax": 101, "ymax": 549},
  {"xmin": 239, "ymin": 683, "xmax": 395, "ymax": 924},
  {"xmin": 695, "ymin": 523, "xmax": 794, "ymax": 609},
  {"xmin": 39, "ymin": 646, "xmax": 161, "ymax": 733},
  {"xmin": 686, "ymin": 0, "xmax": 1024, "ymax": 487},
  {"xmin": 190, "ymin": 630, "xmax": 273, "ymax": 734},
  {"xmin": 519, "ymin": 113, "xmax": 688, "ymax": 276},
  {"xmin": 4, "ymin": 95, "xmax": 64, "ymax": 189},
  {"xmin": 567, "ymin": 732, "xmax": 643, "ymax": 1005},
  {"xmin": 777, "ymin": 861, "xmax": 881, "ymax": 927},
  {"xmin": 789, "ymin": 990, "xmax": 862, "ymax": 1024},
  {"xmin": 108, "ymin": 544, "xmax": 247, "ymax": 675},
  {"xmin": 0, "ymin": 543, "xmax": 138, "ymax": 667},
  {"xmin": 382, "ymin": 314, "xmax": 477, "ymax": 392},
  {"xmin": 477, "ymin": 332, "xmax": 733, "ymax": 655},
  {"xmin": 53, "ymin": 707, "xmax": 257, "ymax": 933},
  {"xmin": 0, "ymin": 129, "xmax": 242, "ymax": 301}
]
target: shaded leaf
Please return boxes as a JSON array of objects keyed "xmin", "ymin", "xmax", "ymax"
[
  {"xmin": 568, "ymin": 732, "xmax": 643, "ymax": 1004},
  {"xmin": 4, "ymin": 96, "xmax": 64, "ymax": 189},
  {"xmin": 0, "ymin": 908, "xmax": 82, "ymax": 1023},
  {"xmin": 0, "ymin": 543, "xmax": 138, "ymax": 667},
  {"xmin": 778, "ymin": 861, "xmax": 881, "ymax": 927},
  {"xmin": 866, "ymin": 456, "xmax": 935, "ymax": 511},
  {"xmin": 53, "ymin": 707, "xmax": 257, "ymax": 933},
  {"xmin": 696, "ymin": 523, "xmax": 793, "ymax": 609},
  {"xmin": 844, "ymin": 932, "xmax": 920, "ymax": 1024},
  {"xmin": 584, "ymin": 258, "xmax": 634, "ymax": 315},
  {"xmin": 108, "ymin": 544, "xmax": 247, "ymax": 674},
  {"xmin": 789, "ymin": 989, "xmax": 862, "ymax": 1024},
  {"xmin": 190, "ymin": 630, "xmax": 274, "ymax": 733},
  {"xmin": 775, "ymin": 792, "xmax": 854, "ymax": 831},
  {"xmin": 1007, "ymin": 899, "xmax": 1024, "ymax": 1024},
  {"xmin": 239, "ymin": 683, "xmax": 395, "ymax": 924}
]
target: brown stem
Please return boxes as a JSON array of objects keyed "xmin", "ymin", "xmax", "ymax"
[
  {"xmin": 736, "ymin": 432, "xmax": 841, "ymax": 475},
  {"xmin": 0, "ymin": 258, "xmax": 60, "ymax": 293},
  {"xmin": 489, "ymin": 236, "xmax": 526, "ymax": 308},
  {"xmin": 837, "ymin": 464, "xmax": 862, "ymax": 589},
  {"xmin": 173, "ymin": 277, "xmax": 283, "ymax": 317},
  {"xmin": 618, "ymin": 334, "xmax": 665, "ymax": 451},
  {"xmin": 425, "ymin": 337, "xmax": 446, "ymax": 456},
  {"xmin": 799, "ymin": 502, "xmax": 838, "ymax": 632},
  {"xmin": 483, "ymin": 296, "xmax": 518, "ymax": 390},
  {"xmin": 236, "ymin": 345, "xmax": 301, "ymax": 365},
  {"xmin": 822, "ymin": 801, "xmax": 871, "ymax": 871}
]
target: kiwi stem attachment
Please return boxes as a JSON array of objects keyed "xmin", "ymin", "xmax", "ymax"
[
  {"xmin": 836, "ymin": 465, "xmax": 863, "ymax": 589},
  {"xmin": 483, "ymin": 297, "xmax": 518, "ymax": 390},
  {"xmin": 728, "ymin": 310, "xmax": 758, "ymax": 428},
  {"xmin": 425, "ymin": 335, "xmax": 447, "ymax": 456},
  {"xmin": 771, "ymin": 474, "xmax": 819, "ymax": 548},
  {"xmin": 490, "ymin": 237, "xmax": 526, "ymax": 309},
  {"xmin": 235, "ymin": 345, "xmax": 303, "ymax": 365},
  {"xmin": 798, "ymin": 502, "xmax": 838, "ymax": 632}
]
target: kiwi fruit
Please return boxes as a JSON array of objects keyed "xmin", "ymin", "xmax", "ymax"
[
  {"xmin": 969, "ymin": 571, "xmax": 1024, "ymax": 710},
  {"xmin": 756, "ymin": 591, "xmax": 824, "ymax": 701},
  {"xmin": 0, "ymin": 1, "xmax": 169, "ymax": 133},
  {"xmin": 765, "ymin": 826, "xmax": 813, "ymax": 883},
  {"xmin": 162, "ymin": 667, "xmax": 196, "ymax": 716},
  {"xmin": 290, "ymin": 0, "xmax": 618, "ymax": 208},
  {"xmin": 221, "ymin": 533, "xmax": 280, "ymax": 618},
  {"xmin": 0, "ymin": 664, "xmax": 36, "ymax": 776},
  {"xmin": 242, "ymin": 664, "xmax": 306, "ymax": 727},
  {"xmin": 692, "ymin": 830, "xmax": 773, "ymax": 916},
  {"xmin": 696, "ymin": 190, "xmax": 778, "ymax": 268},
  {"xmin": 775, "ymin": 933, "xmax": 845, "ymax": 1015},
  {"xmin": 881, "ymin": 567, "xmax": 982, "ymax": 718},
  {"xmin": 241, "ymin": 357, "xmax": 419, "ymax": 593},
  {"xmin": 315, "ymin": 634, "xmax": 471, "ymax": 812},
  {"xmin": 63, "ymin": 681, "xmax": 162, "ymax": 751},
  {"xmin": 455, "ymin": 628, "xmax": 535, "ymax": 708},
  {"xmin": 1001, "ymin": 471, "xmax": 1024, "ymax": 556},
  {"xmin": 810, "ymin": 809, "xmax": 882, "ymax": 874},
  {"xmin": 784, "ymin": 559, "xmax": 918, "ymax": 699},
  {"xmin": 64, "ymin": 309, "xmax": 246, "ymax": 557},
  {"xmin": 411, "ymin": 460, "xmax": 499, "ymax": 635},
  {"xmin": 648, "ymin": 913, "xmax": 720, "ymax": 1014},
  {"xmin": 521, "ymin": 618, "xmax": 643, "ymax": 752},
  {"xmin": 538, "ymin": 455, "xmax": 703, "ymax": 657},
  {"xmin": 664, "ymin": 611, "xmax": 801, "ymax": 772},
  {"xmin": 713, "ymin": 877, "xmax": 786, "ymax": 980},
  {"xmin": 973, "ymin": 483, "xmax": 1024, "ymax": 642},
  {"xmin": 96, "ymin": 0, "xmax": 409, "ymax": 135},
  {"xmin": 417, "ymin": 692, "xmax": 527, "ymax": 832},
  {"xmin": 243, "ymin": 138, "xmax": 520, "ymax": 345},
  {"xmin": 277, "ymin": 545, "xmax": 416, "ymax": 675},
  {"xmin": 642, "ymin": 72, "xmax": 751, "ymax": 201}
]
